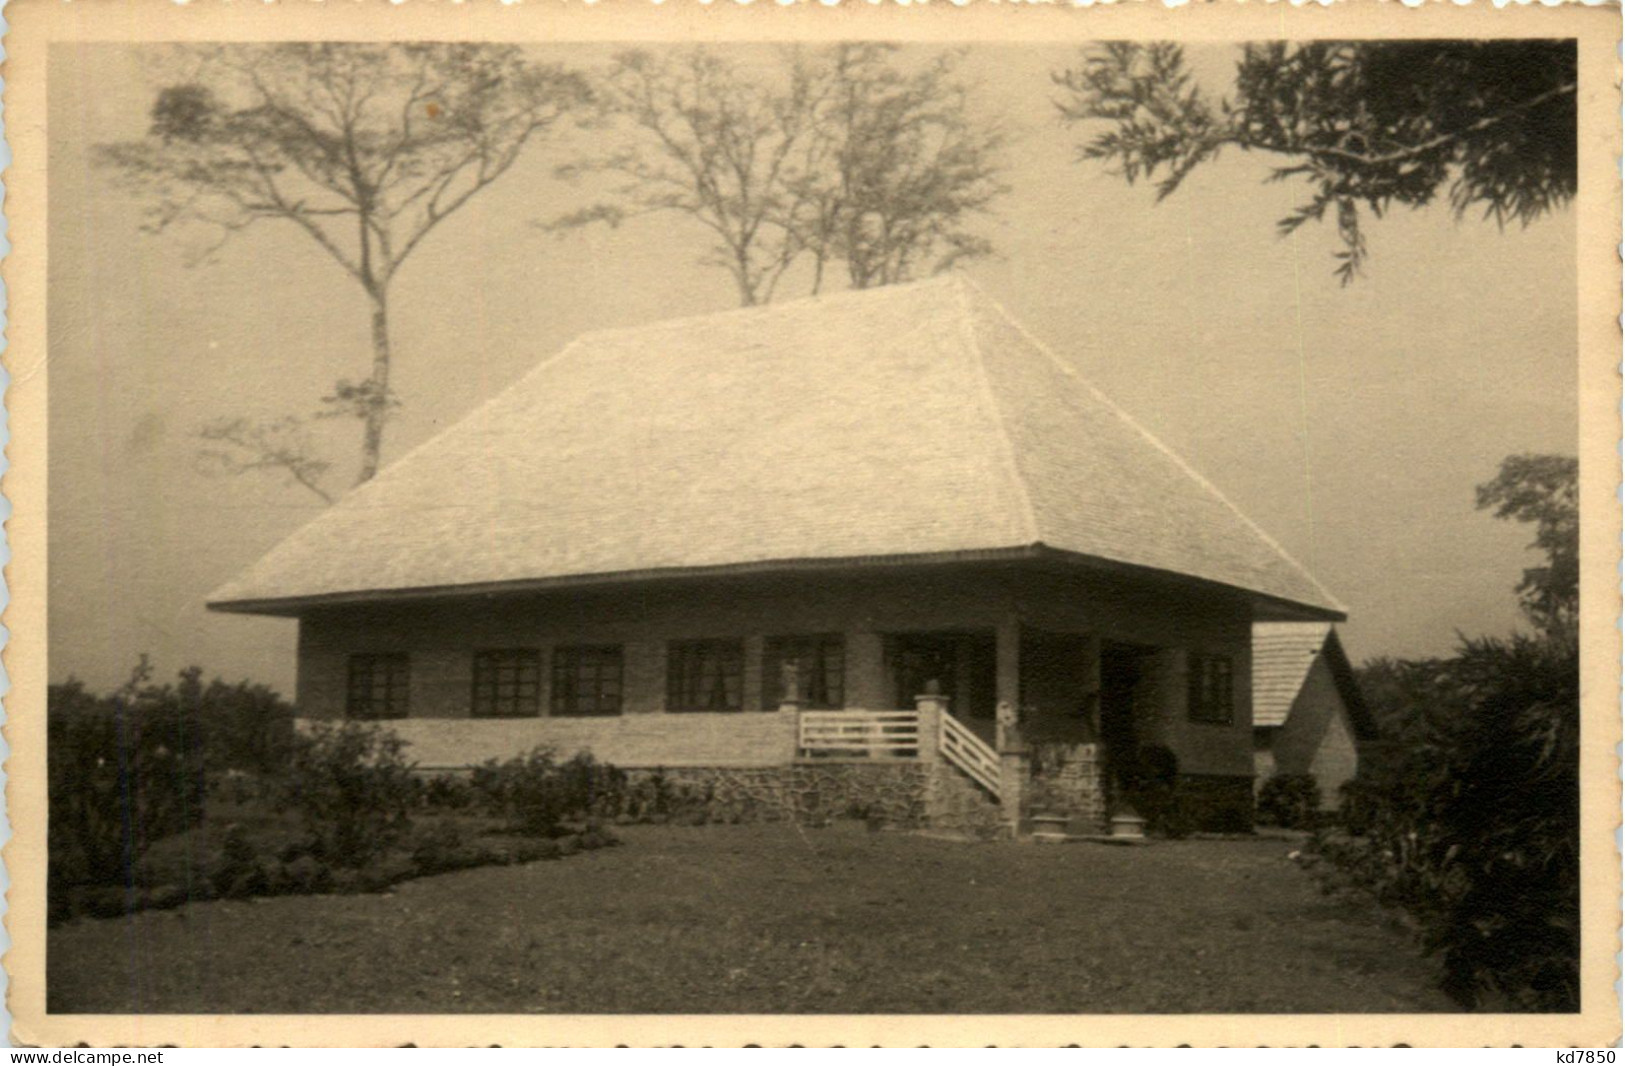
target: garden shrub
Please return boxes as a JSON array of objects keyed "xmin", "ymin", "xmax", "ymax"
[
  {"xmin": 472, "ymin": 747, "xmax": 626, "ymax": 835},
  {"xmin": 1257, "ymin": 773, "xmax": 1321, "ymax": 829},
  {"xmin": 613, "ymin": 771, "xmax": 716, "ymax": 824},
  {"xmin": 48, "ymin": 660, "xmax": 210, "ymax": 918},
  {"xmin": 1123, "ymin": 744, "xmax": 1192, "ymax": 839},
  {"xmin": 279, "ymin": 721, "xmax": 417, "ymax": 868},
  {"xmin": 1321, "ymin": 631, "xmax": 1578, "ymax": 1011},
  {"xmin": 48, "ymin": 659, "xmax": 301, "ymax": 921},
  {"xmin": 419, "ymin": 772, "xmax": 476, "ymax": 811}
]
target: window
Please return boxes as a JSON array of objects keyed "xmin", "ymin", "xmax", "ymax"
[
  {"xmin": 347, "ymin": 653, "xmax": 410, "ymax": 720},
  {"xmin": 1187, "ymin": 654, "xmax": 1234, "ymax": 725},
  {"xmin": 551, "ymin": 645, "xmax": 624, "ymax": 717},
  {"xmin": 472, "ymin": 649, "xmax": 542, "ymax": 718},
  {"xmin": 667, "ymin": 639, "xmax": 744, "ymax": 712},
  {"xmin": 763, "ymin": 634, "xmax": 845, "ymax": 710}
]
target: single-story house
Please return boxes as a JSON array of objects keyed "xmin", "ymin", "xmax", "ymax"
[
  {"xmin": 1251, "ymin": 622, "xmax": 1377, "ymax": 809},
  {"xmin": 208, "ymin": 275, "xmax": 1346, "ymax": 834}
]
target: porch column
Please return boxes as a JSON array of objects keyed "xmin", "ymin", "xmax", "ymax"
[
  {"xmin": 995, "ymin": 614, "xmax": 1021, "ymax": 713},
  {"xmin": 1081, "ymin": 634, "xmax": 1103, "ymax": 741},
  {"xmin": 995, "ymin": 616, "xmax": 1026, "ymax": 838},
  {"xmin": 846, "ymin": 630, "xmax": 888, "ymax": 709}
]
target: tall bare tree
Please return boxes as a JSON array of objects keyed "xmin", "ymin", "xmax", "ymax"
[
  {"xmin": 552, "ymin": 45, "xmax": 1006, "ymax": 307},
  {"xmin": 99, "ymin": 44, "xmax": 592, "ymax": 493},
  {"xmin": 551, "ymin": 48, "xmax": 827, "ymax": 308},
  {"xmin": 806, "ymin": 45, "xmax": 1006, "ymax": 293}
]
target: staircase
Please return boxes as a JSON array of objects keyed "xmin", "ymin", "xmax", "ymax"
[{"xmin": 938, "ymin": 711, "xmax": 1002, "ymax": 800}]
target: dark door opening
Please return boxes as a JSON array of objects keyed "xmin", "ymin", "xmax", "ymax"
[
  {"xmin": 1099, "ymin": 639, "xmax": 1154, "ymax": 796},
  {"xmin": 885, "ymin": 631, "xmax": 997, "ymax": 739},
  {"xmin": 1018, "ymin": 628, "xmax": 1096, "ymax": 745}
]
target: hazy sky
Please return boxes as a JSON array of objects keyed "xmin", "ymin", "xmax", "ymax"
[{"xmin": 47, "ymin": 43, "xmax": 1577, "ymax": 696}]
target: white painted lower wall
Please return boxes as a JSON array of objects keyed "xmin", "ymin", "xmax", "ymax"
[{"xmin": 307, "ymin": 710, "xmax": 802, "ymax": 770}]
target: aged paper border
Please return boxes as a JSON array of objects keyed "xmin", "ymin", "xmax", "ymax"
[{"xmin": 4, "ymin": 0, "xmax": 1618, "ymax": 1047}]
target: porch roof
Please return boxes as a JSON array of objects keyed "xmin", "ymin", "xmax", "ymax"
[{"xmin": 209, "ymin": 276, "xmax": 1345, "ymax": 619}]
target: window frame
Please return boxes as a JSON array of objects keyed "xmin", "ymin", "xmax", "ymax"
[
  {"xmin": 1186, "ymin": 653, "xmax": 1235, "ymax": 725},
  {"xmin": 470, "ymin": 648, "xmax": 543, "ymax": 719},
  {"xmin": 346, "ymin": 652, "xmax": 411, "ymax": 721},
  {"xmin": 762, "ymin": 633, "xmax": 846, "ymax": 710},
  {"xmin": 666, "ymin": 638, "xmax": 746, "ymax": 712},
  {"xmin": 550, "ymin": 644, "xmax": 625, "ymax": 717}
]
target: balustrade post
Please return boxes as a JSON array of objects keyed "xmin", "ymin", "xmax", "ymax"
[{"xmin": 914, "ymin": 686, "xmax": 948, "ymax": 762}]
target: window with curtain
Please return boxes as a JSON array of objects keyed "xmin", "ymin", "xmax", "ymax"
[
  {"xmin": 550, "ymin": 645, "xmax": 624, "ymax": 717},
  {"xmin": 667, "ymin": 639, "xmax": 744, "ymax": 712},
  {"xmin": 763, "ymin": 634, "xmax": 845, "ymax": 710}
]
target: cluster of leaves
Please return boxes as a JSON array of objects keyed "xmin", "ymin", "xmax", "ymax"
[
  {"xmin": 554, "ymin": 44, "xmax": 1006, "ymax": 306},
  {"xmin": 1475, "ymin": 454, "xmax": 1579, "ymax": 640},
  {"xmin": 1056, "ymin": 40, "xmax": 1576, "ymax": 282},
  {"xmin": 1256, "ymin": 773, "xmax": 1320, "ymax": 830}
]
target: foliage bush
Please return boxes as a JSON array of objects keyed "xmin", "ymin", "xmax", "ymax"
[
  {"xmin": 1327, "ymin": 631, "xmax": 1578, "ymax": 1011},
  {"xmin": 279, "ymin": 720, "xmax": 417, "ymax": 868},
  {"xmin": 613, "ymin": 770, "xmax": 716, "ymax": 824},
  {"xmin": 471, "ymin": 747, "xmax": 626, "ymax": 835},
  {"xmin": 1121, "ymin": 743, "xmax": 1193, "ymax": 839},
  {"xmin": 48, "ymin": 659, "xmax": 211, "ymax": 917},
  {"xmin": 1257, "ymin": 773, "xmax": 1321, "ymax": 830}
]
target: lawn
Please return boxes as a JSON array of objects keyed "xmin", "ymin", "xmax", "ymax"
[{"xmin": 48, "ymin": 822, "xmax": 1454, "ymax": 1014}]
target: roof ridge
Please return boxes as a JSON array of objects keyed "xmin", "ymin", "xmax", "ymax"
[
  {"xmin": 951, "ymin": 277, "xmax": 1041, "ymax": 546},
  {"xmin": 963, "ymin": 280, "xmax": 1346, "ymax": 615},
  {"xmin": 562, "ymin": 274, "xmax": 960, "ymax": 350}
]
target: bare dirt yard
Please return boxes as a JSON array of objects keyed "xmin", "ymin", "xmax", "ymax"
[{"xmin": 48, "ymin": 822, "xmax": 1454, "ymax": 1014}]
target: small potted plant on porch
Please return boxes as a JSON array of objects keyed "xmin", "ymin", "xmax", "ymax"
[{"xmin": 1028, "ymin": 786, "xmax": 1072, "ymax": 844}]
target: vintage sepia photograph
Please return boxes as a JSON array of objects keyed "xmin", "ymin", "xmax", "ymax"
[{"xmin": 9, "ymin": 0, "xmax": 1618, "ymax": 1047}]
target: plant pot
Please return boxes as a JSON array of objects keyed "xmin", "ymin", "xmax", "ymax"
[
  {"xmin": 1109, "ymin": 809, "xmax": 1147, "ymax": 840},
  {"xmin": 1030, "ymin": 811, "xmax": 1070, "ymax": 844}
]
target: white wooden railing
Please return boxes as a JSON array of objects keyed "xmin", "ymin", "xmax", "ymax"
[
  {"xmin": 938, "ymin": 712, "xmax": 1003, "ymax": 799},
  {"xmin": 797, "ymin": 710, "xmax": 922, "ymax": 759},
  {"xmin": 796, "ymin": 708, "xmax": 1003, "ymax": 802}
]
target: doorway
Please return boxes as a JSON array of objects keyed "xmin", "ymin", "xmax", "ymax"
[
  {"xmin": 1018, "ymin": 629, "xmax": 1097, "ymax": 744},
  {"xmin": 1099, "ymin": 640, "xmax": 1155, "ymax": 794},
  {"xmin": 885, "ymin": 631, "xmax": 997, "ymax": 741}
]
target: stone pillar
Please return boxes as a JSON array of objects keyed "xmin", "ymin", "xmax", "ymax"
[
  {"xmin": 999, "ymin": 744, "xmax": 1029, "ymax": 839},
  {"xmin": 914, "ymin": 687, "xmax": 947, "ymax": 761}
]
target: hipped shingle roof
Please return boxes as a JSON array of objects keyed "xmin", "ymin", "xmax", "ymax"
[{"xmin": 209, "ymin": 276, "xmax": 1344, "ymax": 616}]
